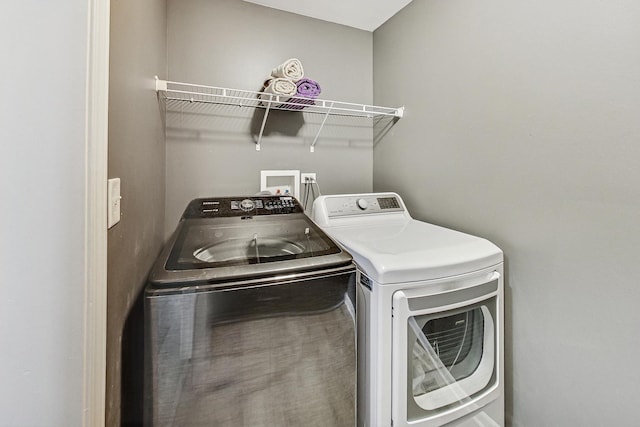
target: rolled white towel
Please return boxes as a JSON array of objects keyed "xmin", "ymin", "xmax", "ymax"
[
  {"xmin": 271, "ymin": 58, "xmax": 304, "ymax": 81},
  {"xmin": 259, "ymin": 78, "xmax": 297, "ymax": 106}
]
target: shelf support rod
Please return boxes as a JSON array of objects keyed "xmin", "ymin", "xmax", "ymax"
[
  {"xmin": 256, "ymin": 97, "xmax": 273, "ymax": 151},
  {"xmin": 310, "ymin": 102, "xmax": 334, "ymax": 153}
]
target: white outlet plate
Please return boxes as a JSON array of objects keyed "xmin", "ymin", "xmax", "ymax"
[
  {"xmin": 107, "ymin": 178, "xmax": 121, "ymax": 229},
  {"xmin": 301, "ymin": 173, "xmax": 317, "ymax": 183}
]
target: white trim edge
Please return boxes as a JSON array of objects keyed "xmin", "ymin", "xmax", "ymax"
[{"xmin": 83, "ymin": 0, "xmax": 109, "ymax": 425}]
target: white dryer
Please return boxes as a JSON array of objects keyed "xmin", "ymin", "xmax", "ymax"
[{"xmin": 312, "ymin": 193, "xmax": 504, "ymax": 427}]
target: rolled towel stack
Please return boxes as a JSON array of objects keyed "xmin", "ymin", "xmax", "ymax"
[
  {"xmin": 258, "ymin": 58, "xmax": 322, "ymax": 110},
  {"xmin": 259, "ymin": 78, "xmax": 297, "ymax": 106}
]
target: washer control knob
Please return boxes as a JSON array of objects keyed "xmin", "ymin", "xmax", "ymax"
[
  {"xmin": 240, "ymin": 199, "xmax": 255, "ymax": 212},
  {"xmin": 356, "ymin": 198, "xmax": 368, "ymax": 210}
]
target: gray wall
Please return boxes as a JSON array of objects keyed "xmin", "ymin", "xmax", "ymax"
[
  {"xmin": 0, "ymin": 0, "xmax": 89, "ymax": 425},
  {"xmin": 107, "ymin": 0, "xmax": 167, "ymax": 425},
  {"xmin": 165, "ymin": 0, "xmax": 374, "ymax": 235},
  {"xmin": 373, "ymin": 0, "xmax": 640, "ymax": 425}
]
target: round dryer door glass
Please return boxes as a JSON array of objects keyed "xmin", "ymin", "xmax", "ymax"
[{"xmin": 404, "ymin": 296, "xmax": 498, "ymax": 421}]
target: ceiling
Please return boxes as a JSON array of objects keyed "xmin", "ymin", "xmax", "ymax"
[{"xmin": 242, "ymin": 0, "xmax": 413, "ymax": 32}]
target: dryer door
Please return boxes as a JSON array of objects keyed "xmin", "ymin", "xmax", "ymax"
[{"xmin": 391, "ymin": 271, "xmax": 502, "ymax": 427}]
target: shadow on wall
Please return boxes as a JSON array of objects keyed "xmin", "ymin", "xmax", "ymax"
[
  {"xmin": 121, "ymin": 289, "xmax": 145, "ymax": 426},
  {"xmin": 373, "ymin": 114, "xmax": 400, "ymax": 146},
  {"xmin": 250, "ymin": 107, "xmax": 305, "ymax": 140}
]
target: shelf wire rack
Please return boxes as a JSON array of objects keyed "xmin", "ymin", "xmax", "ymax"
[{"xmin": 155, "ymin": 77, "xmax": 404, "ymax": 151}]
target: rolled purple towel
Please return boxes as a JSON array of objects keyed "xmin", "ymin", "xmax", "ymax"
[
  {"xmin": 283, "ymin": 78, "xmax": 321, "ymax": 110},
  {"xmin": 296, "ymin": 78, "xmax": 321, "ymax": 98}
]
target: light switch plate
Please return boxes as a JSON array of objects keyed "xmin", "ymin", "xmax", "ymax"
[{"xmin": 107, "ymin": 178, "xmax": 121, "ymax": 229}]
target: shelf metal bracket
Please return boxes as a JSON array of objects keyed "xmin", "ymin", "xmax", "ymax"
[
  {"xmin": 256, "ymin": 97, "xmax": 273, "ymax": 151},
  {"xmin": 155, "ymin": 76, "xmax": 167, "ymax": 92},
  {"xmin": 310, "ymin": 101, "xmax": 335, "ymax": 153}
]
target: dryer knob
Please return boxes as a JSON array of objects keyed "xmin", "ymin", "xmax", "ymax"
[{"xmin": 357, "ymin": 198, "xmax": 368, "ymax": 210}]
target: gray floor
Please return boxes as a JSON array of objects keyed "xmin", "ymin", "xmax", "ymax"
[{"xmin": 171, "ymin": 303, "xmax": 356, "ymax": 426}]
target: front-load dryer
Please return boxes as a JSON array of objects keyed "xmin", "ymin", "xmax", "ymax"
[{"xmin": 313, "ymin": 193, "xmax": 504, "ymax": 427}]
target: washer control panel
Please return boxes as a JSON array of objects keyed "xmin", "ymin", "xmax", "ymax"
[
  {"xmin": 184, "ymin": 196, "xmax": 302, "ymax": 218},
  {"xmin": 323, "ymin": 194, "xmax": 404, "ymax": 217}
]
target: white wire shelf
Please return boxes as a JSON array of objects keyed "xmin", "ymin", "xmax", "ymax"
[{"xmin": 155, "ymin": 77, "xmax": 403, "ymax": 151}]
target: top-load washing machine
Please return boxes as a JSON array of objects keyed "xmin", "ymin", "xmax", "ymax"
[
  {"xmin": 145, "ymin": 195, "xmax": 356, "ymax": 427},
  {"xmin": 313, "ymin": 193, "xmax": 504, "ymax": 427}
]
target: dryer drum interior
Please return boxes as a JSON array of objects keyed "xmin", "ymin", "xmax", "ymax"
[{"xmin": 414, "ymin": 308, "xmax": 485, "ymax": 393}]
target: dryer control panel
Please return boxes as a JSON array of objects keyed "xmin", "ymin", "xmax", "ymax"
[{"xmin": 321, "ymin": 194, "xmax": 405, "ymax": 218}]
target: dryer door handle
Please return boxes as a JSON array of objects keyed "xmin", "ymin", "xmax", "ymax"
[{"xmin": 401, "ymin": 270, "xmax": 501, "ymax": 315}]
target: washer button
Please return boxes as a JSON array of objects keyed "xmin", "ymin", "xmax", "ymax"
[{"xmin": 240, "ymin": 199, "xmax": 255, "ymax": 212}]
